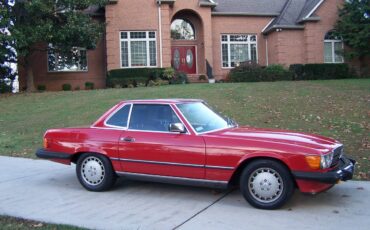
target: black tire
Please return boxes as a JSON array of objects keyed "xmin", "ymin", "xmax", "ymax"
[
  {"xmin": 76, "ymin": 153, "xmax": 117, "ymax": 191},
  {"xmin": 239, "ymin": 159, "xmax": 294, "ymax": 209}
]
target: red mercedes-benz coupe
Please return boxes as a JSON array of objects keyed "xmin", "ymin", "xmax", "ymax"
[{"xmin": 36, "ymin": 99, "xmax": 355, "ymax": 209}]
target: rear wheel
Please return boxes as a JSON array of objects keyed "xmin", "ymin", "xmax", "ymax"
[
  {"xmin": 76, "ymin": 153, "xmax": 117, "ymax": 191},
  {"xmin": 240, "ymin": 159, "xmax": 294, "ymax": 209}
]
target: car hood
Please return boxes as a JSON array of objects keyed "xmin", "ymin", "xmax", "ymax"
[{"xmin": 208, "ymin": 126, "xmax": 341, "ymax": 153}]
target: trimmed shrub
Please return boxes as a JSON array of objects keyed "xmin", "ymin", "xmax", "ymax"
[
  {"xmin": 262, "ymin": 64, "xmax": 293, "ymax": 81},
  {"xmin": 62, "ymin": 83, "xmax": 71, "ymax": 91},
  {"xmin": 85, "ymin": 82, "xmax": 94, "ymax": 90},
  {"xmin": 107, "ymin": 68, "xmax": 165, "ymax": 88},
  {"xmin": 289, "ymin": 63, "xmax": 355, "ymax": 80},
  {"xmin": 228, "ymin": 61, "xmax": 263, "ymax": 82},
  {"xmin": 289, "ymin": 64, "xmax": 304, "ymax": 80},
  {"xmin": 37, "ymin": 85, "xmax": 46, "ymax": 91},
  {"xmin": 228, "ymin": 62, "xmax": 292, "ymax": 82}
]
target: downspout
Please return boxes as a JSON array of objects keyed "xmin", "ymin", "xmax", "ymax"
[
  {"xmin": 265, "ymin": 36, "xmax": 269, "ymax": 66},
  {"xmin": 157, "ymin": 1, "xmax": 163, "ymax": 67}
]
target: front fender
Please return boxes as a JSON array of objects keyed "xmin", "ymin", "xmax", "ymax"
[{"xmin": 237, "ymin": 151, "xmax": 292, "ymax": 169}]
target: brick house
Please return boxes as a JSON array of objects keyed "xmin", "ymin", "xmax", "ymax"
[{"xmin": 19, "ymin": 0, "xmax": 348, "ymax": 90}]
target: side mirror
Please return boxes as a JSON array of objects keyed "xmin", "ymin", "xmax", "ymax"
[{"xmin": 169, "ymin": 123, "xmax": 186, "ymax": 133}]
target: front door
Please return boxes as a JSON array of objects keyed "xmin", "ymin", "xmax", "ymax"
[{"xmin": 171, "ymin": 46, "xmax": 196, "ymax": 74}]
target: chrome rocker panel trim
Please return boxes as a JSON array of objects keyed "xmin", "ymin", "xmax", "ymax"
[{"xmin": 116, "ymin": 171, "xmax": 229, "ymax": 189}]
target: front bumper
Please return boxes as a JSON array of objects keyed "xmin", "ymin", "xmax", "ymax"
[
  {"xmin": 292, "ymin": 155, "xmax": 356, "ymax": 184},
  {"xmin": 36, "ymin": 148, "xmax": 72, "ymax": 160}
]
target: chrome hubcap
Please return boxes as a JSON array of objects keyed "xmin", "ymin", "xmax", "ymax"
[
  {"xmin": 81, "ymin": 156, "xmax": 105, "ymax": 186},
  {"xmin": 248, "ymin": 168, "xmax": 283, "ymax": 203}
]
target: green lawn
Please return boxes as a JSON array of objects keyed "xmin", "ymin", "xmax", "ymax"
[
  {"xmin": 0, "ymin": 215, "xmax": 84, "ymax": 230},
  {"xmin": 0, "ymin": 79, "xmax": 369, "ymax": 179}
]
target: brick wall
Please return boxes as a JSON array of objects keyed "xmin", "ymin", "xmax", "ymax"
[
  {"xmin": 211, "ymin": 16, "xmax": 273, "ymax": 80},
  {"xmin": 18, "ymin": 38, "xmax": 106, "ymax": 91}
]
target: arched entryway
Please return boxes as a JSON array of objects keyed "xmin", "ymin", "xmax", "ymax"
[{"xmin": 170, "ymin": 10, "xmax": 204, "ymax": 75}]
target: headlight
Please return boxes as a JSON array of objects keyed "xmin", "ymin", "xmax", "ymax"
[
  {"xmin": 305, "ymin": 152, "xmax": 334, "ymax": 169},
  {"xmin": 320, "ymin": 151, "xmax": 334, "ymax": 169}
]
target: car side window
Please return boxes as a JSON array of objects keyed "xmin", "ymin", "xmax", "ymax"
[
  {"xmin": 105, "ymin": 104, "xmax": 131, "ymax": 127},
  {"xmin": 129, "ymin": 104, "xmax": 181, "ymax": 132}
]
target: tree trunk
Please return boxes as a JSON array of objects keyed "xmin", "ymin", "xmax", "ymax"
[
  {"xmin": 358, "ymin": 55, "xmax": 367, "ymax": 77},
  {"xmin": 26, "ymin": 64, "xmax": 35, "ymax": 92}
]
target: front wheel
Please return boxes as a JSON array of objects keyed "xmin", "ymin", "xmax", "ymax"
[
  {"xmin": 240, "ymin": 159, "xmax": 294, "ymax": 209},
  {"xmin": 76, "ymin": 153, "xmax": 117, "ymax": 191}
]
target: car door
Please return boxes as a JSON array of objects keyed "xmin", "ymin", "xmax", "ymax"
[{"xmin": 118, "ymin": 103, "xmax": 205, "ymax": 179}]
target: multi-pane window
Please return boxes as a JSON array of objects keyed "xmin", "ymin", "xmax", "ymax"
[
  {"xmin": 120, "ymin": 31, "xmax": 157, "ymax": 68},
  {"xmin": 324, "ymin": 32, "xmax": 344, "ymax": 63},
  {"xmin": 48, "ymin": 45, "xmax": 87, "ymax": 72},
  {"xmin": 221, "ymin": 34, "xmax": 257, "ymax": 68}
]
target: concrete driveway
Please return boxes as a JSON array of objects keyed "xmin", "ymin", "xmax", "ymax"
[{"xmin": 0, "ymin": 156, "xmax": 369, "ymax": 230}]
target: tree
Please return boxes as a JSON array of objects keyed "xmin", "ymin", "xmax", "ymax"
[
  {"xmin": 334, "ymin": 0, "xmax": 370, "ymax": 73},
  {"xmin": 8, "ymin": 0, "xmax": 107, "ymax": 92},
  {"xmin": 0, "ymin": 0, "xmax": 17, "ymax": 93}
]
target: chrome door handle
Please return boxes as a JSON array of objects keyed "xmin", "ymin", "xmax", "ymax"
[{"xmin": 120, "ymin": 137, "xmax": 135, "ymax": 142}]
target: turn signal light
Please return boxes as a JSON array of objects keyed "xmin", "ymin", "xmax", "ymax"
[
  {"xmin": 305, "ymin": 155, "xmax": 321, "ymax": 169},
  {"xmin": 43, "ymin": 138, "xmax": 49, "ymax": 149}
]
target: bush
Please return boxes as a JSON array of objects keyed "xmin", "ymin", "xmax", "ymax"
[
  {"xmin": 262, "ymin": 64, "xmax": 293, "ymax": 81},
  {"xmin": 147, "ymin": 79, "xmax": 170, "ymax": 87},
  {"xmin": 107, "ymin": 68, "xmax": 165, "ymax": 88},
  {"xmin": 228, "ymin": 62, "xmax": 292, "ymax": 82},
  {"xmin": 37, "ymin": 85, "xmax": 46, "ymax": 91},
  {"xmin": 62, "ymin": 84, "xmax": 71, "ymax": 91},
  {"xmin": 0, "ymin": 79, "xmax": 12, "ymax": 93},
  {"xmin": 170, "ymin": 71, "xmax": 189, "ymax": 84},
  {"xmin": 162, "ymin": 68, "xmax": 175, "ymax": 80},
  {"xmin": 198, "ymin": 75, "xmax": 207, "ymax": 81},
  {"xmin": 289, "ymin": 63, "xmax": 355, "ymax": 80},
  {"xmin": 289, "ymin": 64, "xmax": 304, "ymax": 80},
  {"xmin": 228, "ymin": 61, "xmax": 263, "ymax": 82},
  {"xmin": 85, "ymin": 82, "xmax": 94, "ymax": 90}
]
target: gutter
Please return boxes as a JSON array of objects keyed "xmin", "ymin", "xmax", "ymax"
[
  {"xmin": 199, "ymin": 0, "xmax": 218, "ymax": 7},
  {"xmin": 297, "ymin": 16, "xmax": 321, "ymax": 24},
  {"xmin": 211, "ymin": 12, "xmax": 280, "ymax": 17},
  {"xmin": 262, "ymin": 25, "xmax": 305, "ymax": 35}
]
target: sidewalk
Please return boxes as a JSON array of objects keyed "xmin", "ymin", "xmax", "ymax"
[{"xmin": 0, "ymin": 156, "xmax": 369, "ymax": 230}]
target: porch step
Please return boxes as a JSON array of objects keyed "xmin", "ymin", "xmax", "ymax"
[{"xmin": 187, "ymin": 74, "xmax": 209, "ymax": 83}]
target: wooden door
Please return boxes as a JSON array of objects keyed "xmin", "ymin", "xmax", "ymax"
[{"xmin": 171, "ymin": 46, "xmax": 196, "ymax": 74}]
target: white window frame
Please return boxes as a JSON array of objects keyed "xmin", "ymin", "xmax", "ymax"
[
  {"xmin": 324, "ymin": 39, "xmax": 344, "ymax": 63},
  {"xmin": 120, "ymin": 31, "xmax": 157, "ymax": 68},
  {"xmin": 47, "ymin": 45, "xmax": 88, "ymax": 72},
  {"xmin": 221, "ymin": 34, "xmax": 258, "ymax": 69}
]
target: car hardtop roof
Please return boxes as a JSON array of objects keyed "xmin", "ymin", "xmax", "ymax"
[{"xmin": 121, "ymin": 99, "xmax": 204, "ymax": 104}]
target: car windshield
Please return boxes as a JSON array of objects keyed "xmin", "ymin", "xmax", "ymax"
[{"xmin": 176, "ymin": 102, "xmax": 235, "ymax": 134}]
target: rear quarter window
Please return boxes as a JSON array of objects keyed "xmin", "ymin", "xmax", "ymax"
[{"xmin": 105, "ymin": 104, "xmax": 131, "ymax": 128}]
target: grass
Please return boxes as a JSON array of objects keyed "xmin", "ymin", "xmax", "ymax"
[
  {"xmin": 0, "ymin": 79, "xmax": 369, "ymax": 179},
  {"xmin": 0, "ymin": 215, "xmax": 84, "ymax": 230}
]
